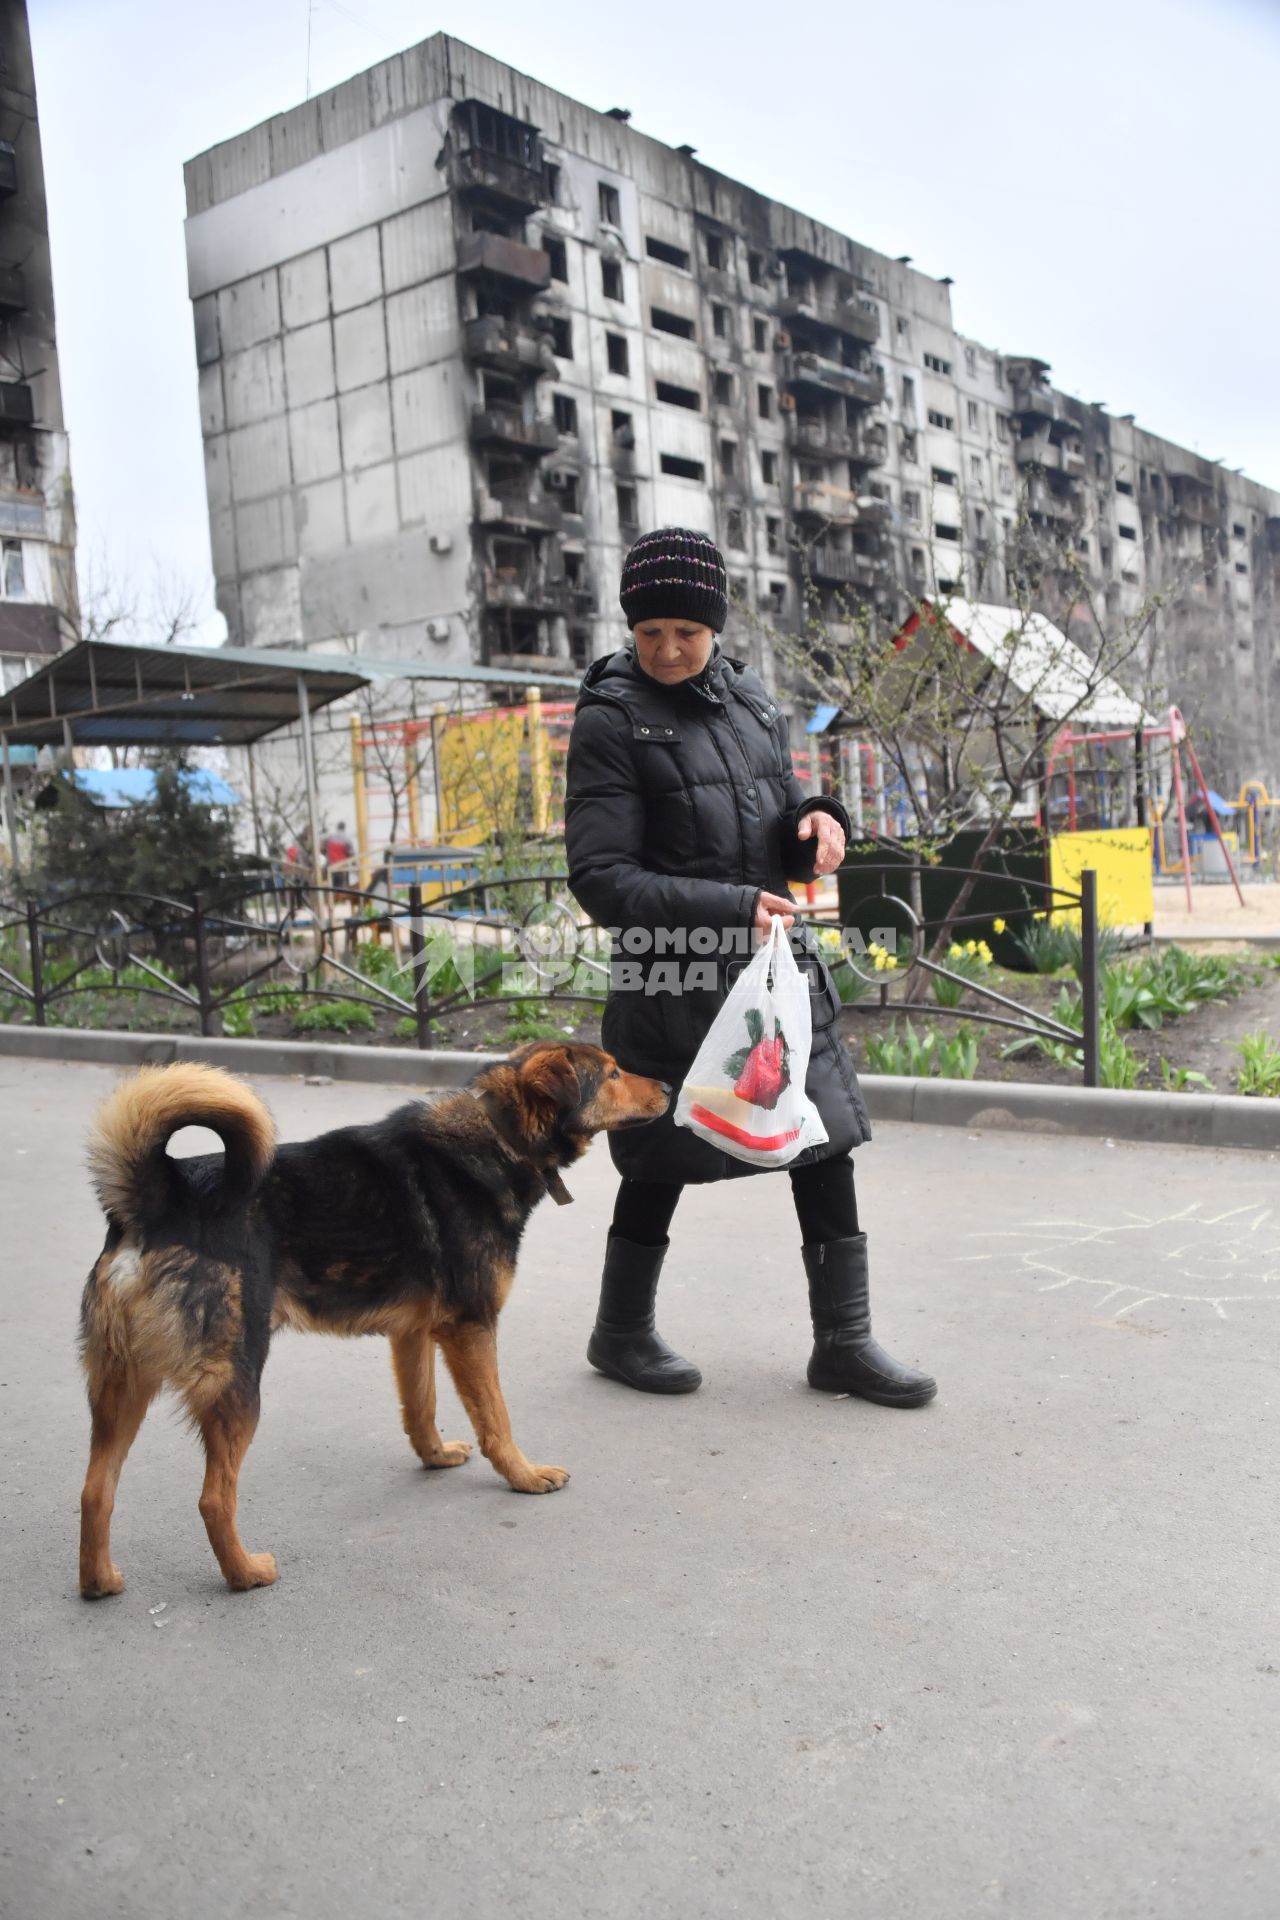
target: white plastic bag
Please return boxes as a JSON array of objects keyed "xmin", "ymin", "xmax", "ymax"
[{"xmin": 674, "ymin": 916, "xmax": 829, "ymax": 1168}]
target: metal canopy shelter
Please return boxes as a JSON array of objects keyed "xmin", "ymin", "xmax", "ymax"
[{"xmin": 0, "ymin": 638, "xmax": 583, "ymax": 879}]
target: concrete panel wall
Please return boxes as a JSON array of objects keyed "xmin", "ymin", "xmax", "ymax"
[
  {"xmin": 184, "ymin": 106, "xmax": 451, "ymax": 297},
  {"xmin": 189, "ymin": 106, "xmax": 474, "ymax": 655}
]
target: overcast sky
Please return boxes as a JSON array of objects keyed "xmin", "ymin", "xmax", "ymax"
[{"xmin": 29, "ymin": 0, "xmax": 1280, "ymax": 645}]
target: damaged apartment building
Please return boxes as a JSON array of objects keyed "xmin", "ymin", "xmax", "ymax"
[
  {"xmin": 0, "ymin": 0, "xmax": 77, "ymax": 697},
  {"xmin": 185, "ymin": 33, "xmax": 1280, "ymax": 782}
]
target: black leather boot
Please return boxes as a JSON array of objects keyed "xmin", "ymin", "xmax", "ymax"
[
  {"xmin": 587, "ymin": 1235, "xmax": 702, "ymax": 1394},
  {"xmin": 804, "ymin": 1234, "xmax": 937, "ymax": 1408}
]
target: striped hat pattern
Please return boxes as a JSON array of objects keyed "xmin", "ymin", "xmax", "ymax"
[{"xmin": 618, "ymin": 526, "xmax": 729, "ymax": 634}]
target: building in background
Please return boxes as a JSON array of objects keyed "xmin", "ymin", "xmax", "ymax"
[
  {"xmin": 0, "ymin": 0, "xmax": 76, "ymax": 695},
  {"xmin": 184, "ymin": 34, "xmax": 1280, "ymax": 784}
]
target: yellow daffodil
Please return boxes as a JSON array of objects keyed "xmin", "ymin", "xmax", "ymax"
[{"xmin": 993, "ymin": 917, "xmax": 1006, "ymax": 934}]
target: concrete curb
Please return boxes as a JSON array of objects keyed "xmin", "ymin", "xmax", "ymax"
[
  {"xmin": 866, "ymin": 1073, "xmax": 1280, "ymax": 1152},
  {"xmin": 2, "ymin": 1023, "xmax": 1278, "ymax": 1152},
  {"xmin": 0, "ymin": 1023, "xmax": 493, "ymax": 1088}
]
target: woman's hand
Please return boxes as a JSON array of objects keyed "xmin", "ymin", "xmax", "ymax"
[
  {"xmin": 797, "ymin": 809, "xmax": 847, "ymax": 877},
  {"xmin": 754, "ymin": 890, "xmax": 796, "ymax": 931}
]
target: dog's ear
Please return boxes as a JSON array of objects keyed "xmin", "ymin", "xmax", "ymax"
[{"xmin": 522, "ymin": 1048, "xmax": 581, "ymax": 1111}]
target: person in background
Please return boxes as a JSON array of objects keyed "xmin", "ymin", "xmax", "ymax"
[
  {"xmin": 564, "ymin": 527, "xmax": 936, "ymax": 1409},
  {"xmin": 325, "ymin": 821, "xmax": 356, "ymax": 890}
]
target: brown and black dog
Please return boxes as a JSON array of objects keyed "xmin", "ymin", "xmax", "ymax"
[{"xmin": 77, "ymin": 1043, "xmax": 670, "ymax": 1596}]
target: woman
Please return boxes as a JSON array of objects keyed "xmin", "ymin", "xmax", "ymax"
[{"xmin": 564, "ymin": 527, "xmax": 935, "ymax": 1408}]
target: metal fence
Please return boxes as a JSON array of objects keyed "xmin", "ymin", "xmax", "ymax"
[
  {"xmin": 0, "ymin": 862, "xmax": 1102, "ymax": 1083},
  {"xmin": 823, "ymin": 862, "xmax": 1102, "ymax": 1085},
  {"xmin": 0, "ymin": 875, "xmax": 609, "ymax": 1050}
]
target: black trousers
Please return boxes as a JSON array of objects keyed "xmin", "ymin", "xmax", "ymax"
[{"xmin": 609, "ymin": 1154, "xmax": 860, "ymax": 1248}]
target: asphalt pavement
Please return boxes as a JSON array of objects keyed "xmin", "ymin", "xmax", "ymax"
[{"xmin": 1, "ymin": 1057, "xmax": 1277, "ymax": 1919}]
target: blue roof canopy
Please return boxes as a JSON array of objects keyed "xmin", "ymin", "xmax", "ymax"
[{"xmin": 71, "ymin": 767, "xmax": 241, "ymax": 809}]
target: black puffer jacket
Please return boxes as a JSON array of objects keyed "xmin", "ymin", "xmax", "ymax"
[{"xmin": 564, "ymin": 644, "xmax": 871, "ymax": 1184}]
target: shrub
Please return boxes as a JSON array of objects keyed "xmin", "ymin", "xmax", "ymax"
[
  {"xmin": 500, "ymin": 1006, "xmax": 568, "ymax": 1048},
  {"xmin": 290, "ymin": 998, "xmax": 377, "ymax": 1035},
  {"xmin": 1144, "ymin": 944, "xmax": 1250, "ymax": 1010},
  {"xmin": 1160, "ymin": 1059, "xmax": 1213, "ymax": 1094},
  {"xmin": 813, "ymin": 925, "xmax": 875, "ymax": 1005},
  {"xmin": 353, "ymin": 940, "xmax": 405, "ymax": 990},
  {"xmin": 254, "ymin": 985, "xmax": 303, "ymax": 1018},
  {"xmin": 1097, "ymin": 1017, "xmax": 1140, "ymax": 1090},
  {"xmin": 864, "ymin": 1019, "xmax": 977, "ymax": 1080},
  {"xmin": 932, "ymin": 938, "xmax": 993, "ymax": 1009},
  {"xmin": 1237, "ymin": 1031, "xmax": 1280, "ymax": 1098},
  {"xmin": 1059, "ymin": 920, "xmax": 1130, "ymax": 979},
  {"xmin": 221, "ymin": 995, "xmax": 256, "ymax": 1039},
  {"xmin": 1011, "ymin": 917, "xmax": 1075, "ymax": 975},
  {"xmin": 33, "ymin": 750, "xmax": 240, "ymax": 921}
]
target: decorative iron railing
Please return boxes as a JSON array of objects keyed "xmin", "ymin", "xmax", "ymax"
[
  {"xmin": 0, "ymin": 865, "xmax": 1103, "ymax": 1083},
  {"xmin": 0, "ymin": 874, "xmax": 609, "ymax": 1051}
]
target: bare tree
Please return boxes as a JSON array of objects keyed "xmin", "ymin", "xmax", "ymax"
[
  {"xmin": 747, "ymin": 489, "xmax": 1174, "ymax": 982},
  {"xmin": 67, "ymin": 545, "xmax": 214, "ymax": 767},
  {"xmin": 73, "ymin": 542, "xmax": 209, "ymax": 651}
]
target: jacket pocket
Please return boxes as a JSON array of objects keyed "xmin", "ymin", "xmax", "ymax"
[{"xmin": 641, "ymin": 787, "xmax": 698, "ymax": 869}]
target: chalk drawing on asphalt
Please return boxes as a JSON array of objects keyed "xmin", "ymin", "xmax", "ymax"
[{"xmin": 954, "ymin": 1200, "xmax": 1279, "ymax": 1319}]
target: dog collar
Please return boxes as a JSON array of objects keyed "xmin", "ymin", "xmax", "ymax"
[
  {"xmin": 468, "ymin": 1090, "xmax": 574, "ymax": 1206},
  {"xmin": 543, "ymin": 1168, "xmax": 574, "ymax": 1207}
]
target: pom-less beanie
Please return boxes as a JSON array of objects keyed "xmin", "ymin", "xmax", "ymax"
[{"xmin": 619, "ymin": 526, "xmax": 729, "ymax": 633}]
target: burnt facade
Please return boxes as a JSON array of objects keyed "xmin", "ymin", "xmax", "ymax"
[
  {"xmin": 0, "ymin": 0, "xmax": 76, "ymax": 694},
  {"xmin": 185, "ymin": 34, "xmax": 1280, "ymax": 781}
]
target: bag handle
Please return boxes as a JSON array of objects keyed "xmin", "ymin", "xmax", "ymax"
[{"xmin": 764, "ymin": 911, "xmax": 786, "ymax": 987}]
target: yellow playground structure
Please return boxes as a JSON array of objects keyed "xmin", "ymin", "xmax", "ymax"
[{"xmin": 347, "ymin": 690, "xmax": 575, "ymax": 899}]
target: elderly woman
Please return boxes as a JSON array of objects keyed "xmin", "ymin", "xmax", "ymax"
[{"xmin": 565, "ymin": 527, "xmax": 935, "ymax": 1408}]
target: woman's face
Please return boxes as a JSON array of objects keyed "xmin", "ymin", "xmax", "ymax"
[{"xmin": 631, "ymin": 619, "xmax": 716, "ymax": 684}]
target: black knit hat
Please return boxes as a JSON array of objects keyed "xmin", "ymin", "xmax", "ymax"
[{"xmin": 619, "ymin": 526, "xmax": 728, "ymax": 633}]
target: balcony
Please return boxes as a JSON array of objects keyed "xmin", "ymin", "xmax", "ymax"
[
  {"xmin": 1015, "ymin": 433, "xmax": 1086, "ymax": 478},
  {"xmin": 807, "ymin": 543, "xmax": 887, "ymax": 588},
  {"xmin": 463, "ymin": 314, "xmax": 555, "ymax": 374},
  {"xmin": 483, "ymin": 567, "xmax": 573, "ymax": 614},
  {"xmin": 854, "ymin": 497, "xmax": 893, "ymax": 532},
  {"xmin": 448, "ymin": 147, "xmax": 546, "ymax": 214},
  {"xmin": 795, "ymin": 480, "xmax": 857, "ymax": 523},
  {"xmin": 1010, "ymin": 381, "xmax": 1071, "ymax": 425},
  {"xmin": 787, "ymin": 352, "xmax": 884, "ymax": 408},
  {"xmin": 1025, "ymin": 480, "xmax": 1078, "ymax": 523},
  {"xmin": 0, "ymin": 381, "xmax": 34, "ymax": 428},
  {"xmin": 1169, "ymin": 485, "xmax": 1220, "ymax": 529},
  {"xmin": 851, "ymin": 421, "xmax": 889, "ymax": 468},
  {"xmin": 476, "ymin": 490, "xmax": 564, "ymax": 534},
  {"xmin": 0, "ymin": 266, "xmax": 25, "ymax": 315},
  {"xmin": 448, "ymin": 102, "xmax": 545, "ymax": 213},
  {"xmin": 790, "ymin": 417, "xmax": 855, "ymax": 459},
  {"xmin": 780, "ymin": 292, "xmax": 880, "ymax": 346},
  {"xmin": 456, "ymin": 231, "xmax": 551, "ymax": 293},
  {"xmin": 469, "ymin": 406, "xmax": 559, "ymax": 453}
]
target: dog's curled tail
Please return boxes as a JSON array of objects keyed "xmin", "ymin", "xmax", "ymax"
[{"xmin": 87, "ymin": 1063, "xmax": 276, "ymax": 1234}]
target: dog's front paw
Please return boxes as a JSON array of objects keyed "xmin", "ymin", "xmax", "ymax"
[
  {"xmin": 227, "ymin": 1551, "xmax": 278, "ymax": 1591},
  {"xmin": 81, "ymin": 1562, "xmax": 125, "ymax": 1599},
  {"xmin": 509, "ymin": 1462, "xmax": 570, "ymax": 1495},
  {"xmin": 425, "ymin": 1439, "xmax": 472, "ymax": 1469}
]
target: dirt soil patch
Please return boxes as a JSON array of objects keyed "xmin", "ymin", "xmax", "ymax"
[{"xmin": 840, "ymin": 952, "xmax": 1280, "ymax": 1094}]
